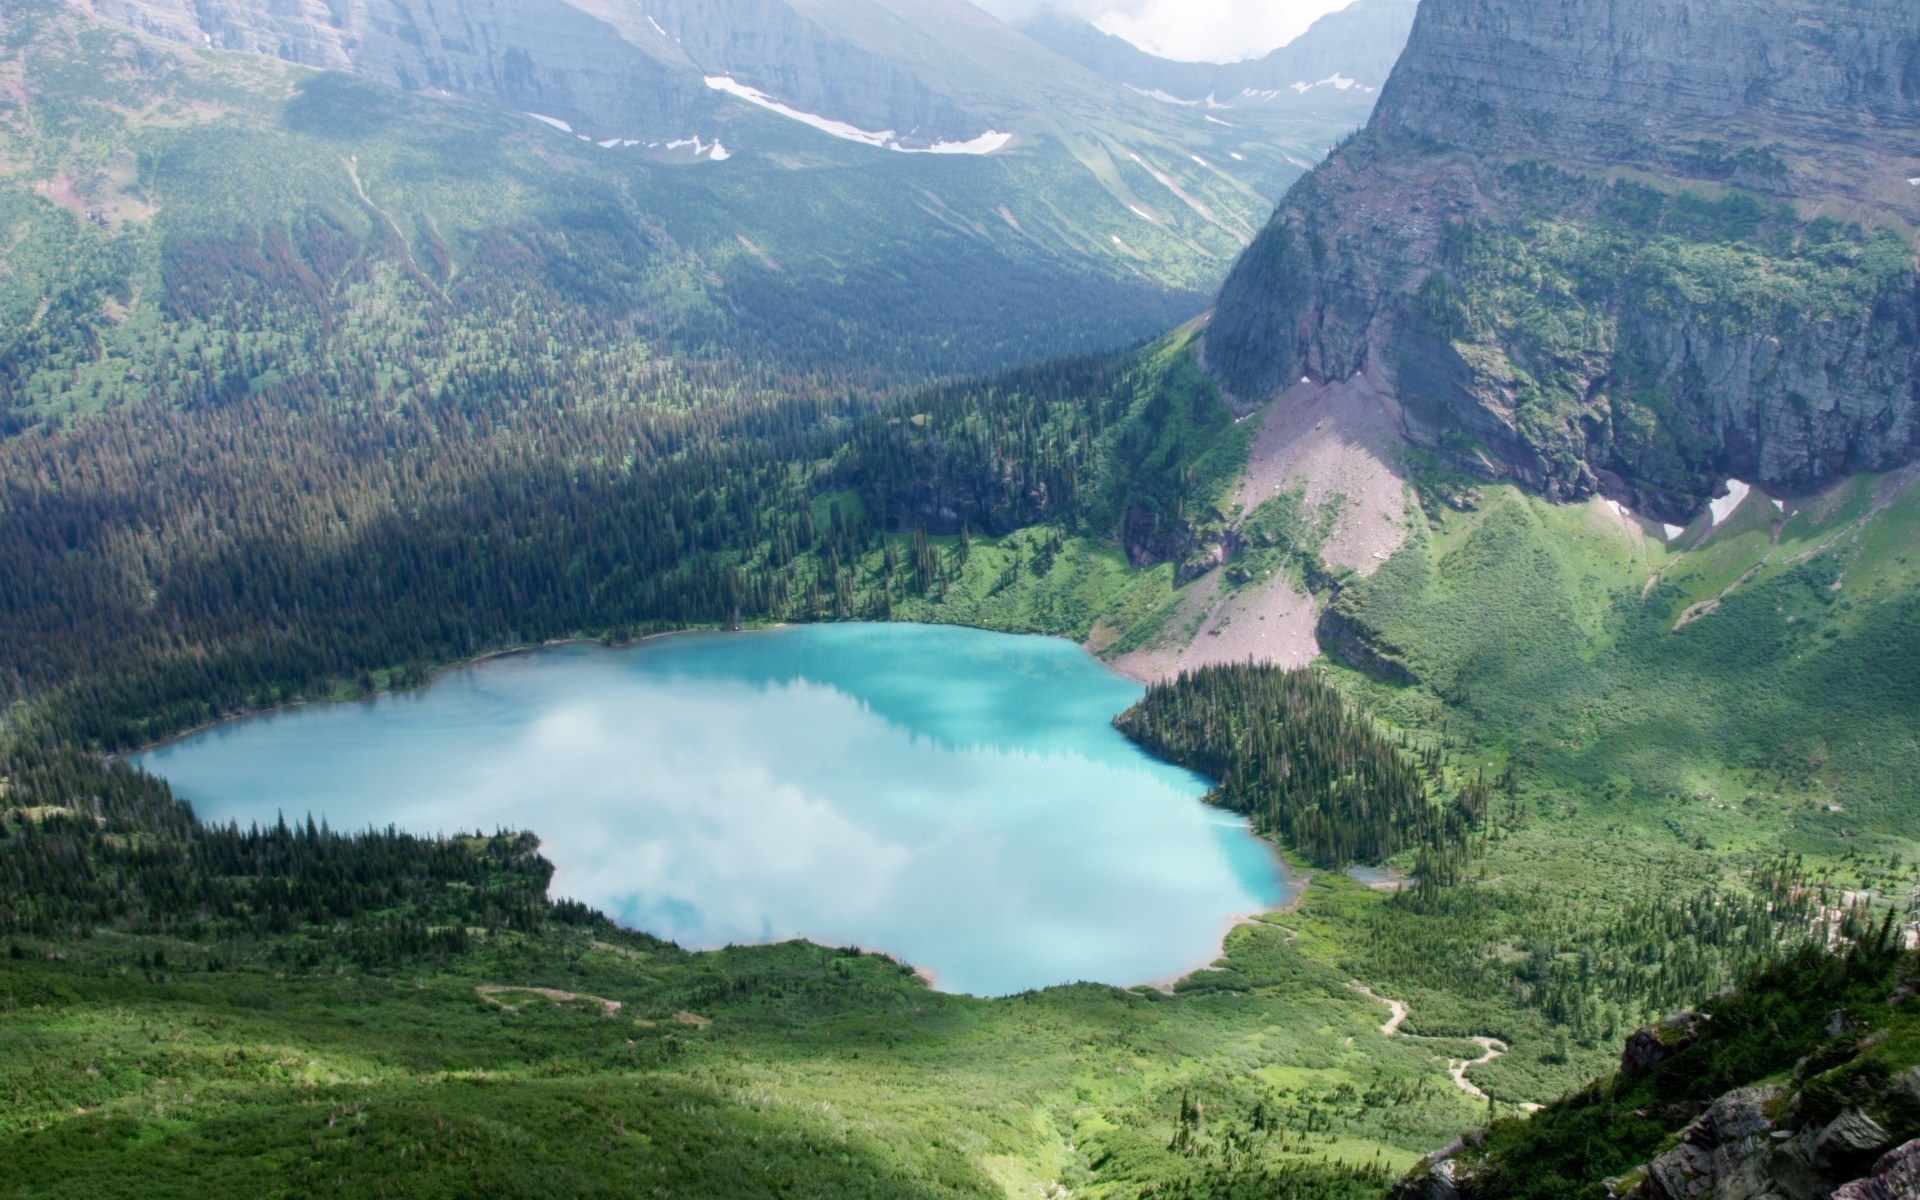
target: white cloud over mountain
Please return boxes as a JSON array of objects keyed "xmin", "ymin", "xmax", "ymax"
[{"xmin": 974, "ymin": 0, "xmax": 1353, "ymax": 63}]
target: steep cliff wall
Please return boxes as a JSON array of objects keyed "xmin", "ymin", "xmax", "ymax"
[{"xmin": 1207, "ymin": 0, "xmax": 1920, "ymax": 516}]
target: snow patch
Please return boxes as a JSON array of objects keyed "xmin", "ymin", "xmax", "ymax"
[
  {"xmin": 1909, "ymin": 178, "xmax": 1920, "ymax": 186},
  {"xmin": 1204, "ymin": 114, "xmax": 1235, "ymax": 127},
  {"xmin": 704, "ymin": 77, "xmax": 1008, "ymax": 155},
  {"xmin": 598, "ymin": 138, "xmax": 622, "ymax": 148},
  {"xmin": 1191, "ymin": 155, "xmax": 1211, "ymax": 168},
  {"xmin": 1605, "ymin": 498, "xmax": 1632, "ymax": 519},
  {"xmin": 666, "ymin": 135, "xmax": 729, "ymax": 160},
  {"xmin": 1126, "ymin": 85, "xmax": 1198, "ymax": 106},
  {"xmin": 1127, "ymin": 205, "xmax": 1157, "ymax": 222},
  {"xmin": 919, "ymin": 131, "xmax": 1015, "ymax": 154},
  {"xmin": 1709, "ymin": 479, "xmax": 1751, "ymax": 526},
  {"xmin": 646, "ymin": 14, "xmax": 668, "ymax": 38},
  {"xmin": 1289, "ymin": 73, "xmax": 1359, "ymax": 94},
  {"xmin": 1662, "ymin": 523, "xmax": 1685, "ymax": 541},
  {"xmin": 526, "ymin": 113, "xmax": 573, "ymax": 133},
  {"xmin": 1229, "ymin": 151, "xmax": 1245, "ymax": 161}
]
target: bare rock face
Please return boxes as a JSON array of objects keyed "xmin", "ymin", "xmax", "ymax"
[
  {"xmin": 1372, "ymin": 0, "xmax": 1920, "ymax": 201},
  {"xmin": 1832, "ymin": 1138, "xmax": 1920, "ymax": 1200},
  {"xmin": 1622, "ymin": 1011, "xmax": 1706, "ymax": 1079},
  {"xmin": 1206, "ymin": 0, "xmax": 1920, "ymax": 519},
  {"xmin": 1644, "ymin": 1087, "xmax": 1782, "ymax": 1199},
  {"xmin": 1816, "ymin": 1109, "xmax": 1897, "ymax": 1174}
]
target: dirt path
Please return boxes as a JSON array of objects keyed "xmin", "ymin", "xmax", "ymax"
[
  {"xmin": 1350, "ymin": 981, "xmax": 1408, "ymax": 1035},
  {"xmin": 1349, "ymin": 981, "xmax": 1541, "ymax": 1111},
  {"xmin": 1445, "ymin": 1037, "xmax": 1512, "ymax": 1104},
  {"xmin": 476, "ymin": 985, "xmax": 622, "ymax": 1017}
]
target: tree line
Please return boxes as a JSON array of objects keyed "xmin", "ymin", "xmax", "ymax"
[{"xmin": 1115, "ymin": 663, "xmax": 1481, "ymax": 871}]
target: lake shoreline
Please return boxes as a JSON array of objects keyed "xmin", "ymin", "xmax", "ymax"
[
  {"xmin": 132, "ymin": 622, "xmax": 1278, "ymax": 997},
  {"xmin": 123, "ymin": 618, "xmax": 1138, "ymax": 759}
]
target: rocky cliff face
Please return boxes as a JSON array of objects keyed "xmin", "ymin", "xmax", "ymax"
[
  {"xmin": 1207, "ymin": 0, "xmax": 1920, "ymax": 516},
  {"xmin": 1394, "ymin": 944, "xmax": 1920, "ymax": 1200}
]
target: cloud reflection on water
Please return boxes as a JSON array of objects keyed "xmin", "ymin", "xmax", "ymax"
[{"xmin": 137, "ymin": 627, "xmax": 1287, "ymax": 995}]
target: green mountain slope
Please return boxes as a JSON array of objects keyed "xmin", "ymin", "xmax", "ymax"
[
  {"xmin": 75, "ymin": 0, "xmax": 1386, "ymax": 286},
  {"xmin": 0, "ymin": 0, "xmax": 1228, "ymax": 433},
  {"xmin": 3, "ymin": 0, "xmax": 1920, "ymax": 1195}
]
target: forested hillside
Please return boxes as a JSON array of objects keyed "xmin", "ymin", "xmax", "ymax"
[
  {"xmin": 4, "ymin": 0, "xmax": 1920, "ymax": 1196},
  {"xmin": 0, "ymin": 0, "xmax": 1214, "ymax": 435},
  {"xmin": 1117, "ymin": 665, "xmax": 1479, "ymax": 875}
]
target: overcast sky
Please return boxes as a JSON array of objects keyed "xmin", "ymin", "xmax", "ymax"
[{"xmin": 973, "ymin": 0, "xmax": 1356, "ymax": 63}]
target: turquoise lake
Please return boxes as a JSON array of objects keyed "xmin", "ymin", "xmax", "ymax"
[{"xmin": 134, "ymin": 624, "xmax": 1288, "ymax": 996}]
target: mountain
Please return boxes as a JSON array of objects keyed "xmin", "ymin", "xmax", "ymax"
[
  {"xmin": 1204, "ymin": 0, "xmax": 1920, "ymax": 520},
  {"xmin": 1395, "ymin": 934, "xmax": 1920, "ymax": 1200},
  {"xmin": 69, "ymin": 0, "xmax": 1408, "ymax": 286},
  {"xmin": 5, "ymin": 0, "xmax": 1920, "ymax": 1195},
  {"xmin": 1019, "ymin": 0, "xmax": 1417, "ymax": 113}
]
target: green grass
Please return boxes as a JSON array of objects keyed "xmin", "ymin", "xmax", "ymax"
[
  {"xmin": 1332, "ymin": 474, "xmax": 1920, "ymax": 855},
  {"xmin": 0, "ymin": 913, "xmax": 1481, "ymax": 1198}
]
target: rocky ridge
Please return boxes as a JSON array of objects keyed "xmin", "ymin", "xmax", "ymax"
[
  {"xmin": 1205, "ymin": 0, "xmax": 1920, "ymax": 520},
  {"xmin": 1393, "ymin": 940, "xmax": 1920, "ymax": 1200}
]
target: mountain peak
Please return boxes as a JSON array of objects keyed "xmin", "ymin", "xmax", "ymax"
[{"xmin": 1206, "ymin": 0, "xmax": 1920, "ymax": 518}]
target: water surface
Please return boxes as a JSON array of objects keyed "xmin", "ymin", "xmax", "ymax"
[{"xmin": 136, "ymin": 624, "xmax": 1287, "ymax": 995}]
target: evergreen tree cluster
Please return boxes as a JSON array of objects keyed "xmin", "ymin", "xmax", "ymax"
[
  {"xmin": 1362, "ymin": 854, "xmax": 1844, "ymax": 1038},
  {"xmin": 0, "ymin": 287, "xmax": 1243, "ymax": 758},
  {"xmin": 0, "ymin": 742, "xmax": 560, "ymax": 963},
  {"xmin": 847, "ymin": 356, "xmax": 1126, "ymax": 535},
  {"xmin": 1115, "ymin": 663, "xmax": 1477, "ymax": 869}
]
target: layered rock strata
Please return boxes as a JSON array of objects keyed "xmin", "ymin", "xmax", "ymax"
[{"xmin": 1207, "ymin": 0, "xmax": 1920, "ymax": 516}]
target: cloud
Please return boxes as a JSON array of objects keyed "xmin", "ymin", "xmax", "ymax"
[
  {"xmin": 139, "ymin": 648, "xmax": 1285, "ymax": 997},
  {"xmin": 974, "ymin": 0, "xmax": 1355, "ymax": 63}
]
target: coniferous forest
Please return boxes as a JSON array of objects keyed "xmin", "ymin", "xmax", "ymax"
[
  {"xmin": 4, "ymin": 0, "xmax": 1920, "ymax": 1196},
  {"xmin": 1116, "ymin": 664, "xmax": 1474, "ymax": 872}
]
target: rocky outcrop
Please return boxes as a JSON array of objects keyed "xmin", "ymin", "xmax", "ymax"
[
  {"xmin": 1413, "ymin": 963, "xmax": 1920, "ymax": 1200},
  {"xmin": 1206, "ymin": 0, "xmax": 1920, "ymax": 519},
  {"xmin": 1620, "ymin": 1011, "xmax": 1707, "ymax": 1080},
  {"xmin": 1833, "ymin": 1138, "xmax": 1920, "ymax": 1200}
]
